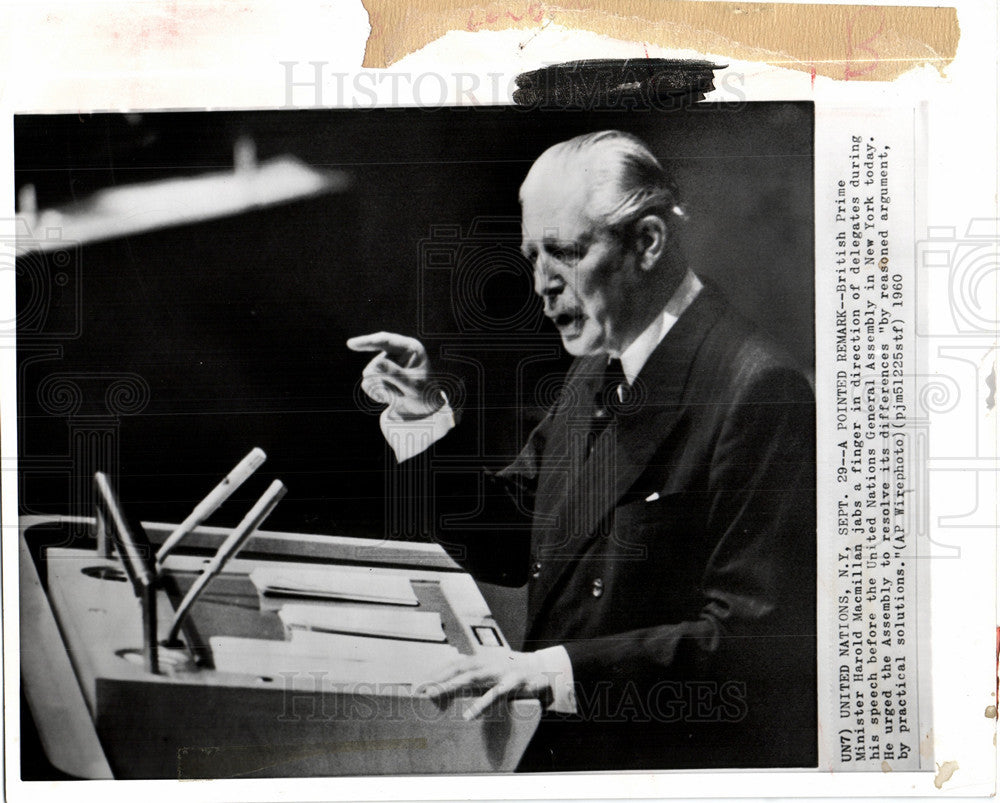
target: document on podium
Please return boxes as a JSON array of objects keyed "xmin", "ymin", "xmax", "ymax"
[
  {"xmin": 289, "ymin": 629, "xmax": 460, "ymax": 664},
  {"xmin": 210, "ymin": 632, "xmax": 460, "ymax": 686},
  {"xmin": 249, "ymin": 565, "xmax": 419, "ymax": 606},
  {"xmin": 278, "ymin": 603, "xmax": 447, "ymax": 642}
]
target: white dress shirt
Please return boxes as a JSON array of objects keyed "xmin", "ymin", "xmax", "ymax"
[{"xmin": 381, "ymin": 270, "xmax": 703, "ymax": 713}]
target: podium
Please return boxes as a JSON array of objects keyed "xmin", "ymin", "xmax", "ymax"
[{"xmin": 19, "ymin": 515, "xmax": 540, "ymax": 779}]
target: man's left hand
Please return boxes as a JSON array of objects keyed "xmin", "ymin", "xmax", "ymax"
[{"xmin": 416, "ymin": 651, "xmax": 553, "ymax": 720}]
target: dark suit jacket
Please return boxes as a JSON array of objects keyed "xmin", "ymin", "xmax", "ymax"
[{"xmin": 422, "ymin": 281, "xmax": 817, "ymax": 771}]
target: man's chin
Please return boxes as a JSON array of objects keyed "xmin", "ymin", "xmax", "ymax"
[{"xmin": 559, "ymin": 331, "xmax": 600, "ymax": 357}]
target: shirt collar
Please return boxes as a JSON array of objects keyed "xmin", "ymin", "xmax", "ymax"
[{"xmin": 617, "ymin": 270, "xmax": 703, "ymax": 385}]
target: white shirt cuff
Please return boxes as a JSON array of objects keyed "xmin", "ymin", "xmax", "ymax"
[
  {"xmin": 379, "ymin": 402, "xmax": 456, "ymax": 462},
  {"xmin": 534, "ymin": 645, "xmax": 577, "ymax": 714}
]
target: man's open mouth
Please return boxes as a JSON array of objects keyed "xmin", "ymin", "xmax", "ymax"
[{"xmin": 551, "ymin": 310, "xmax": 584, "ymax": 330}]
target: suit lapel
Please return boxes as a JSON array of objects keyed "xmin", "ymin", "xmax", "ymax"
[{"xmin": 528, "ymin": 285, "xmax": 727, "ymax": 624}]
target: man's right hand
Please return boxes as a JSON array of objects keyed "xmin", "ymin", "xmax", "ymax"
[{"xmin": 347, "ymin": 332, "xmax": 444, "ymax": 420}]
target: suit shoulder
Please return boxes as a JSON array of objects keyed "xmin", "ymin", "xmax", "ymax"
[{"xmin": 695, "ymin": 298, "xmax": 813, "ymax": 401}]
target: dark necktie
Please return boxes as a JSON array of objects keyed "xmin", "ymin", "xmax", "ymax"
[{"xmin": 588, "ymin": 358, "xmax": 628, "ymax": 455}]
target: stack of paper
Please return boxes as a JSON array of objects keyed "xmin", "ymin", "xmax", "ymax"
[
  {"xmin": 209, "ymin": 634, "xmax": 459, "ymax": 686},
  {"xmin": 249, "ymin": 566, "xmax": 419, "ymax": 606},
  {"xmin": 278, "ymin": 603, "xmax": 447, "ymax": 643},
  {"xmin": 290, "ymin": 630, "xmax": 459, "ymax": 667}
]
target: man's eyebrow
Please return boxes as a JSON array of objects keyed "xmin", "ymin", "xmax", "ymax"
[
  {"xmin": 542, "ymin": 235, "xmax": 580, "ymax": 248},
  {"xmin": 521, "ymin": 234, "xmax": 589, "ymax": 259}
]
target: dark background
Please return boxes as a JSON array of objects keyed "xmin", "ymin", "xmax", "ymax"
[{"xmin": 16, "ymin": 103, "xmax": 813, "ymax": 534}]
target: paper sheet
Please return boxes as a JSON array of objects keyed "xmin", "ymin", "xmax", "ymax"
[
  {"xmin": 209, "ymin": 634, "xmax": 458, "ymax": 685},
  {"xmin": 278, "ymin": 603, "xmax": 447, "ymax": 642},
  {"xmin": 249, "ymin": 565, "xmax": 419, "ymax": 606}
]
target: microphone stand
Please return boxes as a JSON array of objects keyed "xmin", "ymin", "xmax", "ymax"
[
  {"xmin": 155, "ymin": 447, "xmax": 267, "ymax": 570},
  {"xmin": 164, "ymin": 480, "xmax": 287, "ymax": 647}
]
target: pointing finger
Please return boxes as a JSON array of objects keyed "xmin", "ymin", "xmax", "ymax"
[{"xmin": 347, "ymin": 332, "xmax": 424, "ymax": 365}]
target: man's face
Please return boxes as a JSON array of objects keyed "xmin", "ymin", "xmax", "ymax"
[{"xmin": 520, "ymin": 163, "xmax": 638, "ymax": 357}]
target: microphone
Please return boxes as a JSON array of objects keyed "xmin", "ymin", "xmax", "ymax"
[
  {"xmin": 155, "ymin": 447, "xmax": 266, "ymax": 569},
  {"xmin": 165, "ymin": 479, "xmax": 286, "ymax": 646},
  {"xmin": 94, "ymin": 471, "xmax": 160, "ymax": 673}
]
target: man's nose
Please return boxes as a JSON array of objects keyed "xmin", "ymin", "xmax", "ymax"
[{"xmin": 533, "ymin": 265, "xmax": 564, "ymax": 302}]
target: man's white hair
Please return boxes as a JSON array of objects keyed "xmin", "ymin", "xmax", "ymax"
[{"xmin": 520, "ymin": 130, "xmax": 684, "ymax": 231}]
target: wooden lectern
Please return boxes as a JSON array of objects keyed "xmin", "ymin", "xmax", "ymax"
[{"xmin": 19, "ymin": 513, "xmax": 540, "ymax": 779}]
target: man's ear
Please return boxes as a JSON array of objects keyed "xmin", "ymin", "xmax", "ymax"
[{"xmin": 633, "ymin": 214, "xmax": 669, "ymax": 272}]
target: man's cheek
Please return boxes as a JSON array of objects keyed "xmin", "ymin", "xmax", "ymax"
[{"xmin": 587, "ymin": 296, "xmax": 609, "ymax": 327}]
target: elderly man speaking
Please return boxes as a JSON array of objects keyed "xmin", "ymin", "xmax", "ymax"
[{"xmin": 348, "ymin": 130, "xmax": 817, "ymax": 772}]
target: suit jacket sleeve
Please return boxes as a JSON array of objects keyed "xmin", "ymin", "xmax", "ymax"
[{"xmin": 562, "ymin": 364, "xmax": 816, "ymax": 707}]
